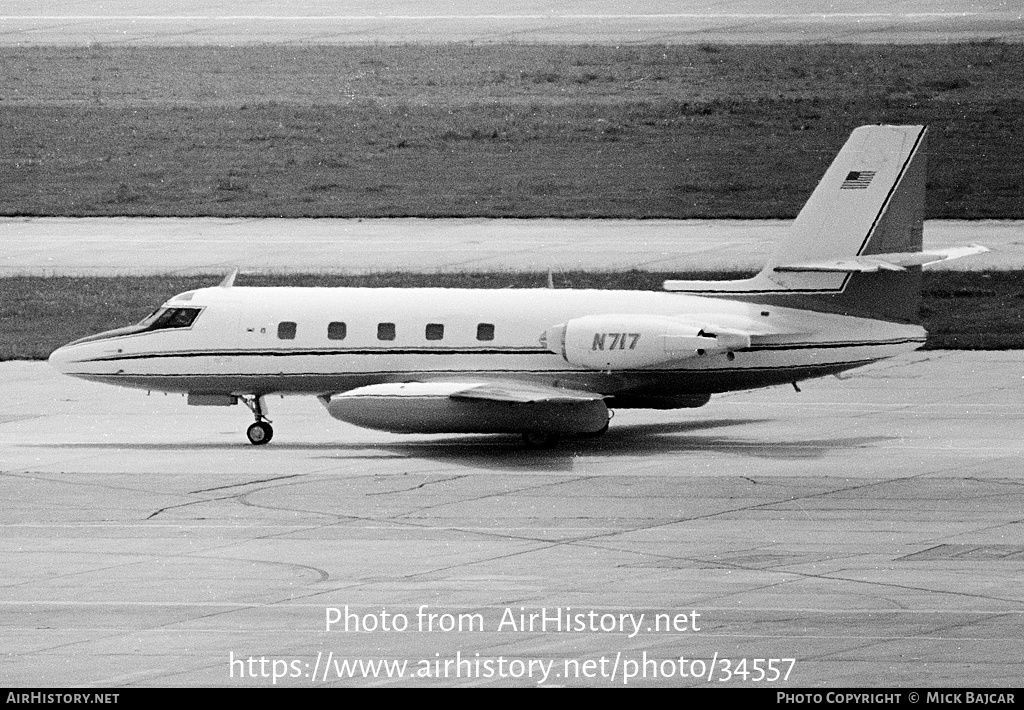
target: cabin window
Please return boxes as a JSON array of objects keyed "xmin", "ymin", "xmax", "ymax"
[
  {"xmin": 377, "ymin": 322, "xmax": 396, "ymax": 341},
  {"xmin": 145, "ymin": 307, "xmax": 202, "ymax": 332},
  {"xmin": 328, "ymin": 322, "xmax": 347, "ymax": 340},
  {"xmin": 476, "ymin": 323, "xmax": 495, "ymax": 341},
  {"xmin": 425, "ymin": 323, "xmax": 444, "ymax": 341},
  {"xmin": 277, "ymin": 322, "xmax": 297, "ymax": 340}
]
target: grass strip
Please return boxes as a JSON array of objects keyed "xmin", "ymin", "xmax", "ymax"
[{"xmin": 2, "ymin": 43, "xmax": 1023, "ymax": 219}]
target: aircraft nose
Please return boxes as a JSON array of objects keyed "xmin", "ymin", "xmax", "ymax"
[{"xmin": 48, "ymin": 340, "xmax": 121, "ymax": 382}]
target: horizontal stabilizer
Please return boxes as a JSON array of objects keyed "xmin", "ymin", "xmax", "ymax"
[{"xmin": 775, "ymin": 244, "xmax": 989, "ymax": 273}]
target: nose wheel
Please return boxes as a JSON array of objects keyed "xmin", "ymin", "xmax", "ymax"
[{"xmin": 241, "ymin": 395, "xmax": 273, "ymax": 446}]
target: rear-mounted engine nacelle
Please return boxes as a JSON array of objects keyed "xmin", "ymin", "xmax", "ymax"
[{"xmin": 543, "ymin": 314, "xmax": 750, "ymax": 370}]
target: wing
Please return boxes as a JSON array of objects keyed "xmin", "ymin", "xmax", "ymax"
[
  {"xmin": 447, "ymin": 381, "xmax": 605, "ymax": 403},
  {"xmin": 326, "ymin": 380, "xmax": 603, "ymax": 402},
  {"xmin": 320, "ymin": 380, "xmax": 608, "ymax": 435}
]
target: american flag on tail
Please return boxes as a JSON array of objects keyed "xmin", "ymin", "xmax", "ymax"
[{"xmin": 840, "ymin": 170, "xmax": 876, "ymax": 189}]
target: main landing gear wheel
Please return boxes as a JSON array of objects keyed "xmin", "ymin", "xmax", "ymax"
[
  {"xmin": 577, "ymin": 419, "xmax": 611, "ymax": 439},
  {"xmin": 247, "ymin": 421, "xmax": 273, "ymax": 445},
  {"xmin": 522, "ymin": 431, "xmax": 560, "ymax": 450}
]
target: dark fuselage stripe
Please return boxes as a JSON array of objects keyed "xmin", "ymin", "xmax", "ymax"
[
  {"xmin": 68, "ymin": 357, "xmax": 888, "ymax": 379},
  {"xmin": 748, "ymin": 338, "xmax": 924, "ymax": 351},
  {"xmin": 76, "ymin": 338, "xmax": 923, "ymax": 363},
  {"xmin": 84, "ymin": 347, "xmax": 549, "ymax": 361}
]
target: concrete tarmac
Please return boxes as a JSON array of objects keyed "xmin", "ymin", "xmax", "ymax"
[
  {"xmin": 1, "ymin": 1, "xmax": 1021, "ymax": 45},
  {"xmin": 3, "ymin": 353, "xmax": 1023, "ymax": 687}
]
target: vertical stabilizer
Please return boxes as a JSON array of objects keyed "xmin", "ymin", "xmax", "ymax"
[{"xmin": 664, "ymin": 125, "xmax": 928, "ymax": 323}]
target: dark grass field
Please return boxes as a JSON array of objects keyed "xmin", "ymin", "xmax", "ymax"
[
  {"xmin": 2, "ymin": 43, "xmax": 1023, "ymax": 218},
  {"xmin": 4, "ymin": 271, "xmax": 1022, "ymax": 360}
]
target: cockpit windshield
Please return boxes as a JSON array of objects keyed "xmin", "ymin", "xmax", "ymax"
[
  {"xmin": 137, "ymin": 308, "xmax": 162, "ymax": 326},
  {"xmin": 138, "ymin": 307, "xmax": 202, "ymax": 331},
  {"xmin": 68, "ymin": 306, "xmax": 204, "ymax": 346}
]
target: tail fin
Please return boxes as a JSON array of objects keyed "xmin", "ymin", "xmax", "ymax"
[{"xmin": 664, "ymin": 125, "xmax": 928, "ymax": 323}]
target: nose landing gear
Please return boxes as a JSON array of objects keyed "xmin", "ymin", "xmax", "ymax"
[{"xmin": 241, "ymin": 395, "xmax": 273, "ymax": 445}]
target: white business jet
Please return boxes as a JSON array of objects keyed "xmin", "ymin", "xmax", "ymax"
[{"xmin": 49, "ymin": 125, "xmax": 984, "ymax": 448}]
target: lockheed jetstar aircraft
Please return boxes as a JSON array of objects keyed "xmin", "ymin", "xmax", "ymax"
[{"xmin": 49, "ymin": 125, "xmax": 984, "ymax": 448}]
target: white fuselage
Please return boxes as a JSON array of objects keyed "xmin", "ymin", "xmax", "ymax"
[{"xmin": 48, "ymin": 285, "xmax": 926, "ymax": 400}]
